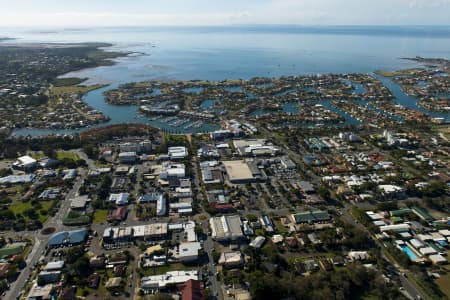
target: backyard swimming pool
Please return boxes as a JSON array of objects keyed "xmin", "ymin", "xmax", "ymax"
[{"xmin": 400, "ymin": 245, "xmax": 418, "ymax": 260}]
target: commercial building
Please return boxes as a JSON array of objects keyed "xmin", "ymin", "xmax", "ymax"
[
  {"xmin": 233, "ymin": 139, "xmax": 279, "ymax": 156},
  {"xmin": 223, "ymin": 160, "xmax": 256, "ymax": 184},
  {"xmin": 297, "ymin": 181, "xmax": 315, "ymax": 194},
  {"xmin": 0, "ymin": 174, "xmax": 35, "ymax": 184},
  {"xmin": 48, "ymin": 229, "xmax": 88, "ymax": 248},
  {"xmin": 178, "ymin": 279, "xmax": 204, "ymax": 300},
  {"xmin": 177, "ymin": 242, "xmax": 202, "ymax": 262},
  {"xmin": 13, "ymin": 155, "xmax": 37, "ymax": 170},
  {"xmin": 108, "ymin": 193, "xmax": 129, "ymax": 206},
  {"xmin": 200, "ymin": 161, "xmax": 223, "ymax": 184},
  {"xmin": 160, "ymin": 162, "xmax": 186, "ymax": 180},
  {"xmin": 26, "ymin": 283, "xmax": 53, "ymax": 300},
  {"xmin": 141, "ymin": 270, "xmax": 199, "ymax": 291},
  {"xmin": 218, "ymin": 251, "xmax": 244, "ymax": 268},
  {"xmin": 70, "ymin": 195, "xmax": 90, "ymax": 210},
  {"xmin": 133, "ymin": 223, "xmax": 168, "ymax": 240},
  {"xmin": 118, "ymin": 152, "xmax": 137, "ymax": 164},
  {"xmin": 379, "ymin": 223, "xmax": 411, "ymax": 233},
  {"xmin": 209, "ymin": 215, "xmax": 243, "ymax": 241},
  {"xmin": 280, "ymin": 156, "xmax": 296, "ymax": 169},
  {"xmin": 103, "ymin": 227, "xmax": 133, "ymax": 244},
  {"xmin": 139, "ymin": 193, "xmax": 167, "ymax": 216},
  {"xmin": 44, "ymin": 261, "xmax": 64, "ymax": 271},
  {"xmin": 168, "ymin": 147, "xmax": 189, "ymax": 160},
  {"xmin": 169, "ymin": 202, "xmax": 193, "ymax": 215},
  {"xmin": 290, "ymin": 210, "xmax": 331, "ymax": 224},
  {"xmin": 38, "ymin": 270, "xmax": 61, "ymax": 283},
  {"xmin": 210, "ymin": 129, "xmax": 234, "ymax": 140},
  {"xmin": 249, "ymin": 236, "xmax": 266, "ymax": 248},
  {"xmin": 197, "ymin": 146, "xmax": 220, "ymax": 158},
  {"xmin": 120, "ymin": 141, "xmax": 152, "ymax": 154}
]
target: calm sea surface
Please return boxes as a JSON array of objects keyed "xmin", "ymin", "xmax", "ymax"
[{"xmin": 1, "ymin": 26, "xmax": 449, "ymax": 136}]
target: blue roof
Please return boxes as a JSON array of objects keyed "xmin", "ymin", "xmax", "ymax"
[
  {"xmin": 437, "ymin": 240, "xmax": 448, "ymax": 247},
  {"xmin": 0, "ymin": 174, "xmax": 35, "ymax": 184},
  {"xmin": 48, "ymin": 229, "xmax": 87, "ymax": 246}
]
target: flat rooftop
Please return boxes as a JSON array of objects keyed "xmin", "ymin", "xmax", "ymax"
[{"xmin": 223, "ymin": 160, "xmax": 254, "ymax": 182}]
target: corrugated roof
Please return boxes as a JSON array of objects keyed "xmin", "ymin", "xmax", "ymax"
[{"xmin": 48, "ymin": 229, "xmax": 87, "ymax": 246}]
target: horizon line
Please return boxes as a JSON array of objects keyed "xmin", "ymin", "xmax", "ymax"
[{"xmin": 1, "ymin": 24, "xmax": 450, "ymax": 29}]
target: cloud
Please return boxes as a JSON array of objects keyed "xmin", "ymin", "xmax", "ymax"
[
  {"xmin": 1, "ymin": 11, "xmax": 255, "ymax": 26},
  {"xmin": 408, "ymin": 0, "xmax": 450, "ymax": 8},
  {"xmin": 0, "ymin": 0, "xmax": 449, "ymax": 26}
]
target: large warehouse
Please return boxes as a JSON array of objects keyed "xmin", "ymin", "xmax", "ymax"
[
  {"xmin": 209, "ymin": 215, "xmax": 244, "ymax": 241},
  {"xmin": 223, "ymin": 160, "xmax": 256, "ymax": 184}
]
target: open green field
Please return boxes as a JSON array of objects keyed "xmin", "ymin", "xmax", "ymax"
[
  {"xmin": 374, "ymin": 68, "xmax": 424, "ymax": 77},
  {"xmin": 93, "ymin": 209, "xmax": 108, "ymax": 223},
  {"xmin": 56, "ymin": 151, "xmax": 80, "ymax": 161},
  {"xmin": 9, "ymin": 200, "xmax": 54, "ymax": 223},
  {"xmin": 54, "ymin": 77, "xmax": 87, "ymax": 87},
  {"xmin": 29, "ymin": 151, "xmax": 45, "ymax": 160}
]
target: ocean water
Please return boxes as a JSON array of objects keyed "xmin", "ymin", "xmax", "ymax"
[{"xmin": 1, "ymin": 26, "xmax": 449, "ymax": 136}]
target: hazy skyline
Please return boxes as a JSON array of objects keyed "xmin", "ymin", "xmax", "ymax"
[{"xmin": 1, "ymin": 0, "xmax": 450, "ymax": 27}]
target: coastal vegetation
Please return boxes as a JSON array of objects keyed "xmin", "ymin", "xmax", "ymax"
[
  {"xmin": 375, "ymin": 68, "xmax": 424, "ymax": 77},
  {"xmin": 0, "ymin": 43, "xmax": 126, "ymax": 131}
]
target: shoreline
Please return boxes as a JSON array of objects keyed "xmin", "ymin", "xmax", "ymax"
[
  {"xmin": 6, "ymin": 46, "xmax": 450, "ymax": 138},
  {"xmin": 0, "ymin": 41, "xmax": 131, "ymax": 135}
]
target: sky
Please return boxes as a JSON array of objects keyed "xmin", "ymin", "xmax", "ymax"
[{"xmin": 1, "ymin": 0, "xmax": 449, "ymax": 27}]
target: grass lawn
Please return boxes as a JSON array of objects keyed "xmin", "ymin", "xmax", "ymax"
[
  {"xmin": 374, "ymin": 68, "xmax": 423, "ymax": 77},
  {"xmin": 274, "ymin": 220, "xmax": 288, "ymax": 234},
  {"xmin": 94, "ymin": 160, "xmax": 112, "ymax": 167},
  {"xmin": 56, "ymin": 151, "xmax": 80, "ymax": 161},
  {"xmin": 254, "ymin": 229, "xmax": 265, "ymax": 236},
  {"xmin": 29, "ymin": 151, "xmax": 45, "ymax": 160},
  {"xmin": 50, "ymin": 84, "xmax": 105, "ymax": 98},
  {"xmin": 75, "ymin": 277, "xmax": 109, "ymax": 298},
  {"xmin": 93, "ymin": 209, "xmax": 108, "ymax": 223},
  {"xmin": 9, "ymin": 200, "xmax": 54, "ymax": 223}
]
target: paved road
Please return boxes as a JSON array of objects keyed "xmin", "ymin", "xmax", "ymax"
[
  {"xmin": 400, "ymin": 274, "xmax": 424, "ymax": 300},
  {"xmin": 203, "ymin": 235, "xmax": 222, "ymax": 300}
]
